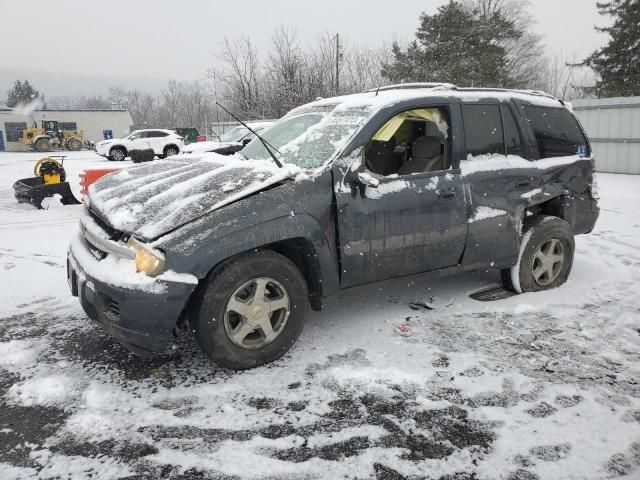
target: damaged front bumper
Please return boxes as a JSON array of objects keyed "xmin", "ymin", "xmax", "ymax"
[{"xmin": 67, "ymin": 232, "xmax": 197, "ymax": 356}]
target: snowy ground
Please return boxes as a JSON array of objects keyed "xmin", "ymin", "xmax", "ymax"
[{"xmin": 0, "ymin": 151, "xmax": 639, "ymax": 480}]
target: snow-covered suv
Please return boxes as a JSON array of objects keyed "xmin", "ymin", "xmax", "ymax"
[
  {"xmin": 68, "ymin": 83, "xmax": 599, "ymax": 369},
  {"xmin": 182, "ymin": 121, "xmax": 274, "ymax": 155},
  {"xmin": 95, "ymin": 129, "xmax": 184, "ymax": 161}
]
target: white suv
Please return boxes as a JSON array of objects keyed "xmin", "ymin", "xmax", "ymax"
[{"xmin": 95, "ymin": 129, "xmax": 184, "ymax": 161}]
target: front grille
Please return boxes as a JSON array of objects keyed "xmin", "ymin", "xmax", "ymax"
[
  {"xmin": 88, "ymin": 207, "xmax": 122, "ymax": 241},
  {"xmin": 102, "ymin": 296, "xmax": 121, "ymax": 322},
  {"xmin": 84, "ymin": 237, "xmax": 107, "ymax": 260}
]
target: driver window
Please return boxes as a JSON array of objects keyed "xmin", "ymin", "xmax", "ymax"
[{"xmin": 364, "ymin": 107, "xmax": 449, "ymax": 176}]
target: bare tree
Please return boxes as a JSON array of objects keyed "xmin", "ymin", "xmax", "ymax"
[
  {"xmin": 344, "ymin": 44, "xmax": 393, "ymax": 93},
  {"xmin": 540, "ymin": 51, "xmax": 595, "ymax": 100},
  {"xmin": 262, "ymin": 27, "xmax": 310, "ymax": 117},
  {"xmin": 209, "ymin": 37, "xmax": 262, "ymax": 118}
]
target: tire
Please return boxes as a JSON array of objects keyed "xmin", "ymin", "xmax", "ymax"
[
  {"xmin": 109, "ymin": 147, "xmax": 126, "ymax": 162},
  {"xmin": 164, "ymin": 145, "xmax": 179, "ymax": 157},
  {"xmin": 66, "ymin": 137, "xmax": 82, "ymax": 151},
  {"xmin": 193, "ymin": 250, "xmax": 309, "ymax": 370},
  {"xmin": 504, "ymin": 216, "xmax": 575, "ymax": 294},
  {"xmin": 33, "ymin": 138, "xmax": 51, "ymax": 152}
]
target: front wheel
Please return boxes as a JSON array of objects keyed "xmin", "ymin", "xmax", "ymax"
[
  {"xmin": 503, "ymin": 216, "xmax": 575, "ymax": 294},
  {"xmin": 109, "ymin": 147, "xmax": 126, "ymax": 161},
  {"xmin": 33, "ymin": 138, "xmax": 51, "ymax": 152},
  {"xmin": 66, "ymin": 137, "xmax": 82, "ymax": 151},
  {"xmin": 193, "ymin": 250, "xmax": 309, "ymax": 370}
]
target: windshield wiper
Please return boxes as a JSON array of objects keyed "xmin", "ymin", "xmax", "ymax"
[{"xmin": 215, "ymin": 102, "xmax": 283, "ymax": 168}]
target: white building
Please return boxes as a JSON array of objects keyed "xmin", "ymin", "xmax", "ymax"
[
  {"xmin": 572, "ymin": 97, "xmax": 640, "ymax": 175},
  {"xmin": 0, "ymin": 107, "xmax": 133, "ymax": 152}
]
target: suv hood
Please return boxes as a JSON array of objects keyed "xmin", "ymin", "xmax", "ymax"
[{"xmin": 87, "ymin": 153, "xmax": 301, "ymax": 240}]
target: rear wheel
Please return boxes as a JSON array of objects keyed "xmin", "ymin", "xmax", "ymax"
[
  {"xmin": 193, "ymin": 250, "xmax": 309, "ymax": 370},
  {"xmin": 33, "ymin": 137, "xmax": 51, "ymax": 152},
  {"xmin": 109, "ymin": 147, "xmax": 126, "ymax": 161},
  {"xmin": 164, "ymin": 145, "xmax": 179, "ymax": 157},
  {"xmin": 66, "ymin": 137, "xmax": 82, "ymax": 151},
  {"xmin": 503, "ymin": 216, "xmax": 574, "ymax": 293}
]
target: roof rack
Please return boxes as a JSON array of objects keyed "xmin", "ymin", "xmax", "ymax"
[
  {"xmin": 455, "ymin": 87, "xmax": 560, "ymax": 102},
  {"xmin": 365, "ymin": 83, "xmax": 457, "ymax": 93},
  {"xmin": 363, "ymin": 84, "xmax": 561, "ymax": 103}
]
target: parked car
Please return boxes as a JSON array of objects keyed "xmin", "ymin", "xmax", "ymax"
[
  {"xmin": 181, "ymin": 121, "xmax": 274, "ymax": 155},
  {"xmin": 94, "ymin": 129, "xmax": 184, "ymax": 161},
  {"xmin": 68, "ymin": 84, "xmax": 599, "ymax": 369}
]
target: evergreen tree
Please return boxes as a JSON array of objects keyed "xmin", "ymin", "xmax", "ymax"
[
  {"xmin": 6, "ymin": 80, "xmax": 42, "ymax": 107},
  {"xmin": 585, "ymin": 0, "xmax": 640, "ymax": 97},
  {"xmin": 381, "ymin": 1, "xmax": 523, "ymax": 88}
]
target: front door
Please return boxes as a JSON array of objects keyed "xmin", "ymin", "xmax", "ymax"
[{"xmin": 334, "ymin": 106, "xmax": 468, "ymax": 288}]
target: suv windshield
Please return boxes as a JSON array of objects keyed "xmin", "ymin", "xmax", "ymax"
[
  {"xmin": 219, "ymin": 126, "xmax": 250, "ymax": 142},
  {"xmin": 241, "ymin": 104, "xmax": 373, "ymax": 168}
]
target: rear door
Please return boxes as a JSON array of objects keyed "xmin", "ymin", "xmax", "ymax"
[
  {"xmin": 151, "ymin": 131, "xmax": 170, "ymax": 154},
  {"xmin": 334, "ymin": 104, "xmax": 469, "ymax": 288},
  {"xmin": 459, "ymin": 102, "xmax": 528, "ymax": 267}
]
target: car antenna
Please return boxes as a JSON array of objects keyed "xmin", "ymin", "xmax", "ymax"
[{"xmin": 215, "ymin": 102, "xmax": 283, "ymax": 168}]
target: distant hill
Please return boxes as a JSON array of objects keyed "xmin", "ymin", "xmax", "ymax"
[{"xmin": 0, "ymin": 67, "xmax": 171, "ymax": 100}]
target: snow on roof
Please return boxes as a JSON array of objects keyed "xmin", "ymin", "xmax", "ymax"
[
  {"xmin": 36, "ymin": 108, "xmax": 129, "ymax": 112},
  {"xmin": 301, "ymin": 85, "xmax": 563, "ymax": 113}
]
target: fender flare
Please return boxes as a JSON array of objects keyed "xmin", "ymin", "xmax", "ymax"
[{"xmin": 168, "ymin": 213, "xmax": 340, "ymax": 300}]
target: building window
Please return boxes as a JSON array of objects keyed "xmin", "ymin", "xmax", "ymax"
[
  {"xmin": 4, "ymin": 122, "xmax": 27, "ymax": 142},
  {"xmin": 59, "ymin": 122, "xmax": 78, "ymax": 131}
]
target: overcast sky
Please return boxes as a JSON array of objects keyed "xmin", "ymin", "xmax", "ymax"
[{"xmin": 1, "ymin": 0, "xmax": 608, "ymax": 83}]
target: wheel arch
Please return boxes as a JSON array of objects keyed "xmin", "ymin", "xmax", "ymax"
[
  {"xmin": 163, "ymin": 143, "xmax": 180, "ymax": 155},
  {"xmin": 109, "ymin": 144, "xmax": 128, "ymax": 157},
  {"xmin": 171, "ymin": 214, "xmax": 339, "ymax": 318},
  {"xmin": 523, "ymin": 194, "xmax": 593, "ymax": 235}
]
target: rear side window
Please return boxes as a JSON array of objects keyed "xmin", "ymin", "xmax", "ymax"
[
  {"xmin": 462, "ymin": 105, "xmax": 504, "ymax": 156},
  {"xmin": 524, "ymin": 106, "xmax": 589, "ymax": 158}
]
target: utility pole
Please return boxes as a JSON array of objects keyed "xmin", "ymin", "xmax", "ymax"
[{"xmin": 334, "ymin": 33, "xmax": 341, "ymax": 95}]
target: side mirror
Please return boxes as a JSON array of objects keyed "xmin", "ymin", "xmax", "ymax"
[{"xmin": 242, "ymin": 138, "xmax": 252, "ymax": 146}]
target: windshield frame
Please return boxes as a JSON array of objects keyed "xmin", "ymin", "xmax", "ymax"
[{"xmin": 239, "ymin": 106, "xmax": 373, "ymax": 171}]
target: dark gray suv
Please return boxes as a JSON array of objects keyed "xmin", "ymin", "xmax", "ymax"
[{"xmin": 67, "ymin": 84, "xmax": 599, "ymax": 369}]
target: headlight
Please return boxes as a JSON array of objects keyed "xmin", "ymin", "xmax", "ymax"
[{"xmin": 126, "ymin": 237, "xmax": 165, "ymax": 276}]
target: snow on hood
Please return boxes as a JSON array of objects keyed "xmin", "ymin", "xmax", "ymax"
[
  {"xmin": 87, "ymin": 153, "xmax": 300, "ymax": 240},
  {"xmin": 182, "ymin": 141, "xmax": 240, "ymax": 153}
]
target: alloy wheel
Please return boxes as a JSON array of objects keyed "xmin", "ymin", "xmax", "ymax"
[
  {"xmin": 223, "ymin": 277, "xmax": 290, "ymax": 349},
  {"xmin": 531, "ymin": 238, "xmax": 565, "ymax": 286}
]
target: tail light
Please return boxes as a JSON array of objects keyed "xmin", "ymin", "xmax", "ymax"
[{"xmin": 588, "ymin": 174, "xmax": 599, "ymax": 199}]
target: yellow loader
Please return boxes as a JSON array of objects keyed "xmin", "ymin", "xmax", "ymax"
[{"xmin": 19, "ymin": 120, "xmax": 84, "ymax": 152}]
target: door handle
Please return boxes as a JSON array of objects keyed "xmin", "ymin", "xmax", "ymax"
[
  {"xmin": 515, "ymin": 179, "xmax": 532, "ymax": 188},
  {"xmin": 437, "ymin": 189, "xmax": 457, "ymax": 199}
]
